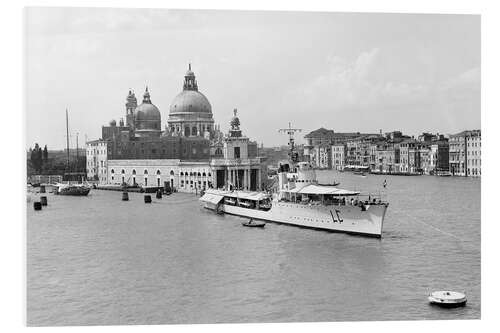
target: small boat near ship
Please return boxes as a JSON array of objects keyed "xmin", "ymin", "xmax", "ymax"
[{"xmin": 242, "ymin": 219, "xmax": 266, "ymax": 228}]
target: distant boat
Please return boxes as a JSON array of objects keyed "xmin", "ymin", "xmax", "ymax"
[
  {"xmin": 55, "ymin": 183, "xmax": 91, "ymax": 196},
  {"xmin": 354, "ymin": 171, "xmax": 366, "ymax": 176},
  {"xmin": 57, "ymin": 109, "xmax": 91, "ymax": 196},
  {"xmin": 242, "ymin": 219, "xmax": 266, "ymax": 228}
]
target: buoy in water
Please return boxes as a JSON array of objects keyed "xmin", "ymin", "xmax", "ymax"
[
  {"xmin": 40, "ymin": 196, "xmax": 47, "ymax": 206},
  {"xmin": 156, "ymin": 190, "xmax": 162, "ymax": 199},
  {"xmin": 428, "ymin": 291, "xmax": 467, "ymax": 308},
  {"xmin": 33, "ymin": 201, "xmax": 42, "ymax": 211},
  {"xmin": 144, "ymin": 195, "xmax": 152, "ymax": 203},
  {"xmin": 122, "ymin": 192, "xmax": 129, "ymax": 201}
]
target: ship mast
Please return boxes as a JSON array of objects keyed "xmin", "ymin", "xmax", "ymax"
[
  {"xmin": 65, "ymin": 108, "xmax": 70, "ymax": 170},
  {"xmin": 76, "ymin": 132, "xmax": 79, "ymax": 173},
  {"xmin": 278, "ymin": 122, "xmax": 302, "ymax": 163}
]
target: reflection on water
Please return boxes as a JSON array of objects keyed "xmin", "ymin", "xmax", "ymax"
[{"xmin": 27, "ymin": 171, "xmax": 480, "ymax": 325}]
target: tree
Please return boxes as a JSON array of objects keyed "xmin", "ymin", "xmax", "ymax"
[
  {"xmin": 42, "ymin": 145, "xmax": 48, "ymax": 163},
  {"xmin": 29, "ymin": 143, "xmax": 44, "ymax": 173}
]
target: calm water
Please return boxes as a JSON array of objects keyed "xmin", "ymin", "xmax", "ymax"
[{"xmin": 27, "ymin": 171, "xmax": 480, "ymax": 326}]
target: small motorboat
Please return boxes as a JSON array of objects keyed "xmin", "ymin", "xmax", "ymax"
[
  {"xmin": 242, "ymin": 219, "xmax": 265, "ymax": 228},
  {"xmin": 55, "ymin": 183, "xmax": 91, "ymax": 196},
  {"xmin": 428, "ymin": 291, "xmax": 467, "ymax": 308}
]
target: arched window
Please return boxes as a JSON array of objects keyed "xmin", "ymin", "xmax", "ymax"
[
  {"xmin": 180, "ymin": 172, "xmax": 184, "ymax": 176},
  {"xmin": 111, "ymin": 169, "xmax": 114, "ymax": 174},
  {"xmin": 197, "ymin": 172, "xmax": 201, "ymax": 177},
  {"xmin": 189, "ymin": 172, "xmax": 193, "ymax": 176},
  {"xmin": 208, "ymin": 173, "xmax": 211, "ymax": 177},
  {"xmin": 192, "ymin": 126, "xmax": 198, "ymax": 136},
  {"xmin": 170, "ymin": 170, "xmax": 174, "ymax": 176},
  {"xmin": 202, "ymin": 172, "xmax": 206, "ymax": 177},
  {"xmin": 121, "ymin": 169, "xmax": 125, "ymax": 174},
  {"xmin": 132, "ymin": 169, "xmax": 136, "ymax": 175},
  {"xmin": 184, "ymin": 126, "xmax": 190, "ymax": 136},
  {"xmin": 144, "ymin": 169, "xmax": 148, "ymax": 175},
  {"xmin": 156, "ymin": 170, "xmax": 161, "ymax": 175}
]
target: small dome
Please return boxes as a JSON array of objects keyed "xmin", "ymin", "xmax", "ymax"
[
  {"xmin": 135, "ymin": 103, "xmax": 161, "ymax": 121},
  {"xmin": 109, "ymin": 119, "xmax": 117, "ymax": 126}
]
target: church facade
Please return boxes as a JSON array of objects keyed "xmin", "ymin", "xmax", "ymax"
[{"xmin": 86, "ymin": 65, "xmax": 262, "ymax": 192}]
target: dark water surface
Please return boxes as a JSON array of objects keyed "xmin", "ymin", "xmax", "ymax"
[{"xmin": 27, "ymin": 171, "xmax": 480, "ymax": 325}]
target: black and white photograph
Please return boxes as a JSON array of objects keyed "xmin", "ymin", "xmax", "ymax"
[{"xmin": 17, "ymin": 2, "xmax": 488, "ymax": 329}]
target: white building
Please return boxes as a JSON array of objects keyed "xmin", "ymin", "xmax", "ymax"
[
  {"xmin": 331, "ymin": 144, "xmax": 346, "ymax": 170},
  {"xmin": 107, "ymin": 159, "xmax": 212, "ymax": 193},
  {"xmin": 86, "ymin": 140, "xmax": 108, "ymax": 183},
  {"xmin": 467, "ymin": 130, "xmax": 481, "ymax": 177}
]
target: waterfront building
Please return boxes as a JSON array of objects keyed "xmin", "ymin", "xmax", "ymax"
[
  {"xmin": 303, "ymin": 128, "xmax": 369, "ymax": 167},
  {"xmin": 429, "ymin": 140, "xmax": 449, "ymax": 174},
  {"xmin": 310, "ymin": 144, "xmax": 331, "ymax": 169},
  {"xmin": 372, "ymin": 131, "xmax": 408, "ymax": 172},
  {"xmin": 331, "ymin": 144, "xmax": 346, "ymax": 170},
  {"xmin": 86, "ymin": 140, "xmax": 108, "ymax": 182},
  {"xmin": 345, "ymin": 134, "xmax": 384, "ymax": 167},
  {"xmin": 373, "ymin": 142, "xmax": 398, "ymax": 173},
  {"xmin": 418, "ymin": 143, "xmax": 431, "ymax": 175},
  {"xmin": 449, "ymin": 130, "xmax": 481, "ymax": 177},
  {"xmin": 467, "ymin": 130, "xmax": 481, "ymax": 177},
  {"xmin": 399, "ymin": 139, "xmax": 420, "ymax": 173}
]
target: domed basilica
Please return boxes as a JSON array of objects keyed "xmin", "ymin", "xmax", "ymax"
[
  {"xmin": 88, "ymin": 64, "xmax": 261, "ymax": 193},
  {"xmin": 120, "ymin": 64, "xmax": 218, "ymax": 140}
]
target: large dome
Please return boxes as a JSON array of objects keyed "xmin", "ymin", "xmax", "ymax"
[{"xmin": 169, "ymin": 90, "xmax": 212, "ymax": 116}]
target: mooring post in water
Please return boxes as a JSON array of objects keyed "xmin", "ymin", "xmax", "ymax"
[
  {"xmin": 144, "ymin": 195, "xmax": 152, "ymax": 203},
  {"xmin": 122, "ymin": 192, "xmax": 129, "ymax": 201},
  {"xmin": 33, "ymin": 201, "xmax": 42, "ymax": 211},
  {"xmin": 40, "ymin": 196, "xmax": 47, "ymax": 206}
]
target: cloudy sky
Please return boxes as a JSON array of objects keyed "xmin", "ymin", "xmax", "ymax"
[{"xmin": 25, "ymin": 8, "xmax": 480, "ymax": 149}]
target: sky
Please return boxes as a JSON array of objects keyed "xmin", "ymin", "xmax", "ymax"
[{"xmin": 25, "ymin": 8, "xmax": 480, "ymax": 149}]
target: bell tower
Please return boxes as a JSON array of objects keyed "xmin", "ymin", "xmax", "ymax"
[{"xmin": 125, "ymin": 89, "xmax": 137, "ymax": 129}]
